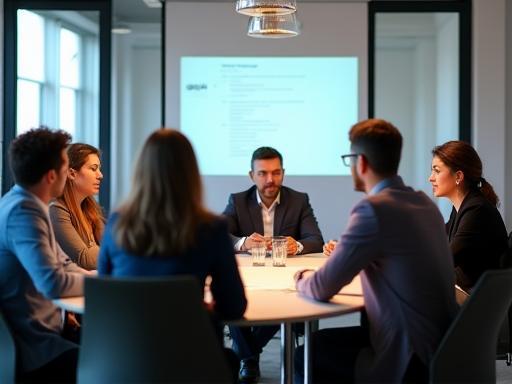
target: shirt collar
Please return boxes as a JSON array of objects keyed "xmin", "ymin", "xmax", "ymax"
[
  {"xmin": 256, "ymin": 190, "xmax": 281, "ymax": 209},
  {"xmin": 13, "ymin": 184, "xmax": 49, "ymax": 213},
  {"xmin": 369, "ymin": 175, "xmax": 404, "ymax": 196}
]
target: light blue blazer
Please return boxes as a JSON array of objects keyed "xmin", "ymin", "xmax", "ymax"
[{"xmin": 0, "ymin": 185, "xmax": 85, "ymax": 373}]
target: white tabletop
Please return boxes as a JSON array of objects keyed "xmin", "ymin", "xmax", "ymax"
[{"xmin": 54, "ymin": 253, "xmax": 364, "ymax": 321}]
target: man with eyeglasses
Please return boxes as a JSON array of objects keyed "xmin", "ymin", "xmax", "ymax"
[
  {"xmin": 294, "ymin": 119, "xmax": 458, "ymax": 383},
  {"xmin": 223, "ymin": 146, "xmax": 323, "ymax": 383}
]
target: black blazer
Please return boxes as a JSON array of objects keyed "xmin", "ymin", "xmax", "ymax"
[
  {"xmin": 446, "ymin": 190, "xmax": 508, "ymax": 290},
  {"xmin": 222, "ymin": 185, "xmax": 323, "ymax": 254}
]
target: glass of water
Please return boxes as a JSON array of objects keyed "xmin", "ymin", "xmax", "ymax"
[
  {"xmin": 251, "ymin": 244, "xmax": 267, "ymax": 266},
  {"xmin": 271, "ymin": 236, "xmax": 287, "ymax": 267}
]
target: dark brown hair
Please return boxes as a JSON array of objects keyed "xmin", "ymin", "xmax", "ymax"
[
  {"xmin": 251, "ymin": 146, "xmax": 283, "ymax": 170},
  {"xmin": 432, "ymin": 140, "xmax": 499, "ymax": 206},
  {"xmin": 115, "ymin": 128, "xmax": 215, "ymax": 256},
  {"xmin": 59, "ymin": 143, "xmax": 105, "ymax": 245},
  {"xmin": 9, "ymin": 127, "xmax": 71, "ymax": 187},
  {"xmin": 349, "ymin": 118, "xmax": 402, "ymax": 176}
]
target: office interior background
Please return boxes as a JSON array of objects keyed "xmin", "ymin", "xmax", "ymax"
[{"xmin": 1, "ymin": 0, "xmax": 511, "ymax": 242}]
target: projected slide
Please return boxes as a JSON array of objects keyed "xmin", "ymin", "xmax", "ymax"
[{"xmin": 180, "ymin": 57, "xmax": 358, "ymax": 175}]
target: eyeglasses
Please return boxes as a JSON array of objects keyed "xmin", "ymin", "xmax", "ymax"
[{"xmin": 340, "ymin": 153, "xmax": 360, "ymax": 167}]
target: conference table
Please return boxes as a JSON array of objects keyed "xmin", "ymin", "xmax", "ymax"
[{"xmin": 54, "ymin": 253, "xmax": 364, "ymax": 384}]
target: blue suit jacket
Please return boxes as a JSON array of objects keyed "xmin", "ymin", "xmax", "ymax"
[
  {"xmin": 0, "ymin": 185, "xmax": 84, "ymax": 372},
  {"xmin": 222, "ymin": 185, "xmax": 323, "ymax": 254},
  {"xmin": 98, "ymin": 214, "xmax": 247, "ymax": 321}
]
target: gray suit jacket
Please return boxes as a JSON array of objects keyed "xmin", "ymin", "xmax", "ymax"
[
  {"xmin": 297, "ymin": 176, "xmax": 458, "ymax": 382},
  {"xmin": 0, "ymin": 185, "xmax": 85, "ymax": 373},
  {"xmin": 49, "ymin": 200, "xmax": 99, "ymax": 270},
  {"xmin": 222, "ymin": 185, "xmax": 323, "ymax": 254}
]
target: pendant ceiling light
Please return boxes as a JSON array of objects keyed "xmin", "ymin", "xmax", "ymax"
[
  {"xmin": 236, "ymin": 0, "xmax": 297, "ymax": 17},
  {"xmin": 247, "ymin": 13, "xmax": 300, "ymax": 38}
]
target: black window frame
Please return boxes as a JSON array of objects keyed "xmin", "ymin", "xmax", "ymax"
[{"xmin": 369, "ymin": 0, "xmax": 472, "ymax": 143}]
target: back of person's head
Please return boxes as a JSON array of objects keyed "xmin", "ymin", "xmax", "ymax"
[
  {"xmin": 9, "ymin": 127, "xmax": 71, "ymax": 188},
  {"xmin": 432, "ymin": 140, "xmax": 499, "ymax": 206},
  {"xmin": 349, "ymin": 119, "xmax": 402, "ymax": 177},
  {"xmin": 116, "ymin": 128, "xmax": 213, "ymax": 256},
  {"xmin": 251, "ymin": 147, "xmax": 283, "ymax": 170},
  {"xmin": 61, "ymin": 143, "xmax": 104, "ymax": 244}
]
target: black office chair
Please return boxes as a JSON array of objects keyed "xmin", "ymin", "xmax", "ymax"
[
  {"xmin": 78, "ymin": 275, "xmax": 233, "ymax": 383},
  {"xmin": 0, "ymin": 311, "xmax": 16, "ymax": 384},
  {"xmin": 430, "ymin": 269, "xmax": 512, "ymax": 383},
  {"xmin": 497, "ymin": 231, "xmax": 512, "ymax": 366}
]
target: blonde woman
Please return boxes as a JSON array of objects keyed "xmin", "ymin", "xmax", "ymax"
[{"xmin": 50, "ymin": 143, "xmax": 105, "ymax": 270}]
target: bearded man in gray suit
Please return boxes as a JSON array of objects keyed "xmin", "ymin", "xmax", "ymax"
[
  {"xmin": 294, "ymin": 119, "xmax": 458, "ymax": 383},
  {"xmin": 0, "ymin": 128, "xmax": 89, "ymax": 383}
]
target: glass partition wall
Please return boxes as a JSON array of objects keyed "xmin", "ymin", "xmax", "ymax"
[{"xmin": 370, "ymin": 1, "xmax": 471, "ymax": 219}]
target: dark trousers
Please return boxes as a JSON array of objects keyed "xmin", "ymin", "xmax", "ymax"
[
  {"xmin": 229, "ymin": 324, "xmax": 280, "ymax": 359},
  {"xmin": 294, "ymin": 326, "xmax": 369, "ymax": 384},
  {"xmin": 294, "ymin": 327, "xmax": 428, "ymax": 384},
  {"xmin": 17, "ymin": 347, "xmax": 79, "ymax": 383}
]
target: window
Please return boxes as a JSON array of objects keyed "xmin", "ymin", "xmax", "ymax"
[{"xmin": 16, "ymin": 10, "xmax": 99, "ymax": 144}]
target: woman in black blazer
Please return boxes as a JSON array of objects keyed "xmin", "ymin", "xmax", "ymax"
[{"xmin": 429, "ymin": 140, "xmax": 508, "ymax": 291}]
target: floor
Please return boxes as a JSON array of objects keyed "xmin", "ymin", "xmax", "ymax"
[{"xmin": 227, "ymin": 313, "xmax": 512, "ymax": 383}]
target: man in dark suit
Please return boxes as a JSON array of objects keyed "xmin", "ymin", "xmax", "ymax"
[{"xmin": 223, "ymin": 146, "xmax": 323, "ymax": 382}]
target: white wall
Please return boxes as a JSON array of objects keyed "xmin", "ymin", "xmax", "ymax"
[{"xmin": 111, "ymin": 23, "xmax": 161, "ymax": 208}]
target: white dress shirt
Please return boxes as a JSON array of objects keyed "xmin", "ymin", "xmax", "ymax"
[{"xmin": 235, "ymin": 191, "xmax": 303, "ymax": 254}]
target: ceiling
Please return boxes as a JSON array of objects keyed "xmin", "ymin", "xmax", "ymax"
[
  {"xmin": 114, "ymin": 0, "xmax": 377, "ymax": 24},
  {"xmin": 114, "ymin": 0, "xmax": 162, "ymax": 23}
]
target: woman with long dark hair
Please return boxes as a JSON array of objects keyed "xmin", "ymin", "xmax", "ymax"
[
  {"xmin": 429, "ymin": 140, "xmax": 508, "ymax": 291},
  {"xmin": 50, "ymin": 143, "xmax": 105, "ymax": 270},
  {"xmin": 98, "ymin": 128, "xmax": 246, "ymax": 325}
]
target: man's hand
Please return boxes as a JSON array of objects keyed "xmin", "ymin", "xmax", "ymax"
[
  {"xmin": 242, "ymin": 232, "xmax": 265, "ymax": 251},
  {"xmin": 286, "ymin": 236, "xmax": 298, "ymax": 255},
  {"xmin": 323, "ymin": 240, "xmax": 338, "ymax": 256},
  {"xmin": 293, "ymin": 269, "xmax": 315, "ymax": 283}
]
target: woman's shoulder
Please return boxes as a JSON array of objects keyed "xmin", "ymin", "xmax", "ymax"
[
  {"xmin": 49, "ymin": 199, "xmax": 70, "ymax": 218},
  {"xmin": 461, "ymin": 191, "xmax": 496, "ymax": 212}
]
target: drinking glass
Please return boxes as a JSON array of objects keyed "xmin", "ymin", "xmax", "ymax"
[
  {"xmin": 271, "ymin": 236, "xmax": 287, "ymax": 267},
  {"xmin": 251, "ymin": 244, "xmax": 267, "ymax": 266}
]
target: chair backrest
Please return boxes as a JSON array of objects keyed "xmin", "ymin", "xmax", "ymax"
[
  {"xmin": 499, "ymin": 231, "xmax": 512, "ymax": 268},
  {"xmin": 78, "ymin": 275, "xmax": 232, "ymax": 384},
  {"xmin": 0, "ymin": 311, "xmax": 16, "ymax": 384},
  {"xmin": 430, "ymin": 269, "xmax": 512, "ymax": 383}
]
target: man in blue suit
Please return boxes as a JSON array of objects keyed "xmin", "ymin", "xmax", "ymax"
[
  {"xmin": 223, "ymin": 146, "xmax": 323, "ymax": 382},
  {"xmin": 0, "ymin": 128, "xmax": 88, "ymax": 382}
]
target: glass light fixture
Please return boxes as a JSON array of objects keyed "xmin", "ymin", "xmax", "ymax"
[
  {"xmin": 247, "ymin": 13, "xmax": 301, "ymax": 38},
  {"xmin": 236, "ymin": 0, "xmax": 297, "ymax": 16}
]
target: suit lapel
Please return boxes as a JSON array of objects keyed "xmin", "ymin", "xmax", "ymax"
[{"xmin": 248, "ymin": 190, "xmax": 264, "ymax": 235}]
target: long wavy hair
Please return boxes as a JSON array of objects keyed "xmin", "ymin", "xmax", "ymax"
[
  {"xmin": 115, "ymin": 128, "xmax": 215, "ymax": 256},
  {"xmin": 59, "ymin": 143, "xmax": 105, "ymax": 245},
  {"xmin": 432, "ymin": 140, "xmax": 499, "ymax": 207}
]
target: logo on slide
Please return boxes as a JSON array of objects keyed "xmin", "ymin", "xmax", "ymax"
[{"xmin": 186, "ymin": 83, "xmax": 208, "ymax": 91}]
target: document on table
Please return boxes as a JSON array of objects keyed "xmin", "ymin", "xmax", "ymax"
[{"xmin": 238, "ymin": 266, "xmax": 363, "ymax": 296}]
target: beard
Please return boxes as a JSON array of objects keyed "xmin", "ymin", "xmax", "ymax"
[{"xmin": 351, "ymin": 168, "xmax": 365, "ymax": 192}]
